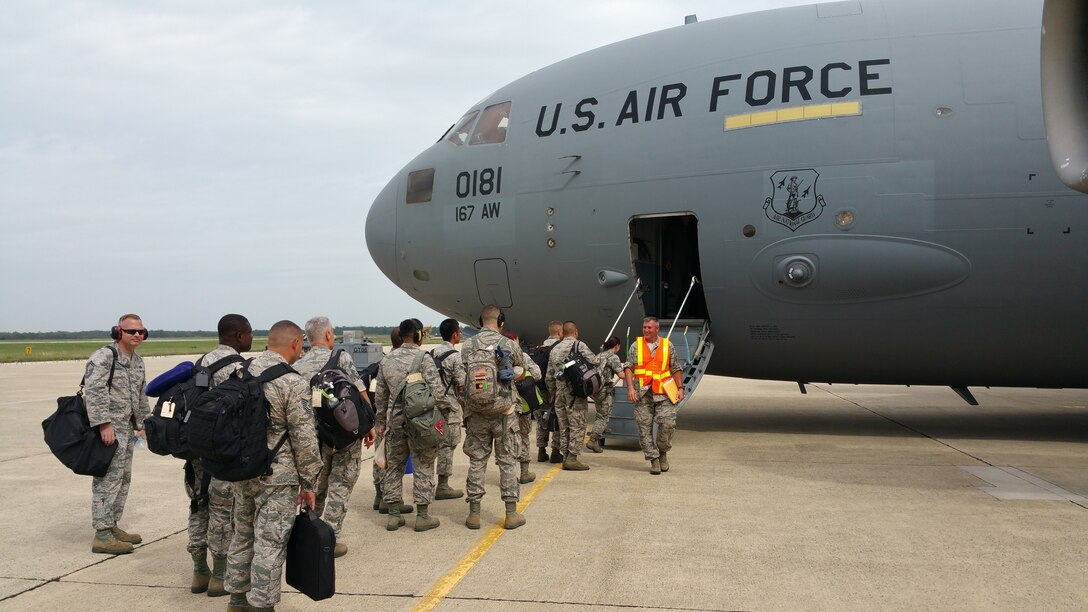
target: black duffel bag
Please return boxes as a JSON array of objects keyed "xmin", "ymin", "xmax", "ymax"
[{"xmin": 42, "ymin": 348, "xmax": 119, "ymax": 477}]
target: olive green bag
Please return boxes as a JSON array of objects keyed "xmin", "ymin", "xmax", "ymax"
[{"xmin": 394, "ymin": 351, "xmax": 447, "ymax": 449}]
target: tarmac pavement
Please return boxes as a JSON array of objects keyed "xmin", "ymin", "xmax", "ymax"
[{"xmin": 2, "ymin": 355, "xmax": 1086, "ymax": 611}]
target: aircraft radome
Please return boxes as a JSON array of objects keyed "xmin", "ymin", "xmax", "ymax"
[{"xmin": 366, "ymin": 0, "xmax": 1088, "ymax": 404}]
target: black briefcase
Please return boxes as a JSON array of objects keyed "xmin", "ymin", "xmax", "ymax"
[{"xmin": 286, "ymin": 507, "xmax": 335, "ymax": 601}]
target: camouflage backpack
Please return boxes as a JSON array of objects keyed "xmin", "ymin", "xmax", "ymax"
[{"xmin": 461, "ymin": 335, "xmax": 511, "ymax": 416}]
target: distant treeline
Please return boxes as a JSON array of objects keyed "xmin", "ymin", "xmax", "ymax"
[{"xmin": 0, "ymin": 325, "xmax": 400, "ymax": 341}]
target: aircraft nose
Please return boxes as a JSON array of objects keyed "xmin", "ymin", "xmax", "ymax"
[{"xmin": 366, "ymin": 176, "xmax": 399, "ymax": 285}]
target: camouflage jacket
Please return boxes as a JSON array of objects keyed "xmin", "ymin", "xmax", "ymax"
[
  {"xmin": 433, "ymin": 341, "xmax": 465, "ymax": 424},
  {"xmin": 83, "ymin": 343, "xmax": 150, "ymax": 430},
  {"xmin": 247, "ymin": 350, "xmax": 322, "ymax": 490},
  {"xmin": 292, "ymin": 345, "xmax": 364, "ymax": 389},
  {"xmin": 596, "ymin": 349, "xmax": 625, "ymax": 386},
  {"xmin": 545, "ymin": 337, "xmax": 600, "ymax": 397},
  {"xmin": 373, "ymin": 344, "xmax": 452, "ymax": 431},
  {"xmin": 197, "ymin": 344, "xmax": 244, "ymax": 388}
]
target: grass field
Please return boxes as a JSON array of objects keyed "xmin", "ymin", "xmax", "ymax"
[
  {"xmin": 0, "ymin": 339, "xmax": 250, "ymax": 363},
  {"xmin": 0, "ymin": 336, "xmax": 437, "ymax": 363}
]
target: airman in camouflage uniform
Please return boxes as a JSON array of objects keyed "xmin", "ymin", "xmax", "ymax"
[
  {"xmin": 225, "ymin": 320, "xmax": 322, "ymax": 612},
  {"xmin": 84, "ymin": 314, "xmax": 151, "ymax": 555},
  {"xmin": 433, "ymin": 319, "xmax": 466, "ymax": 500},
  {"xmin": 546, "ymin": 321, "xmax": 600, "ymax": 471},
  {"xmin": 502, "ymin": 329, "xmax": 541, "ymax": 484},
  {"xmin": 624, "ymin": 317, "xmax": 685, "ymax": 475},
  {"xmin": 535, "ymin": 321, "xmax": 563, "ymax": 463},
  {"xmin": 586, "ymin": 337, "xmax": 626, "ymax": 453},
  {"xmin": 462, "ymin": 305, "xmax": 527, "ymax": 530},
  {"xmin": 293, "ymin": 316, "xmax": 375, "ymax": 559},
  {"xmin": 186, "ymin": 314, "xmax": 252, "ymax": 596},
  {"xmin": 374, "ymin": 319, "xmax": 452, "ymax": 532},
  {"xmin": 370, "ymin": 329, "xmax": 413, "ymax": 517}
]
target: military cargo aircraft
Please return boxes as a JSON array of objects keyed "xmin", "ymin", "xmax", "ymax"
[{"xmin": 366, "ymin": 0, "xmax": 1088, "ymax": 404}]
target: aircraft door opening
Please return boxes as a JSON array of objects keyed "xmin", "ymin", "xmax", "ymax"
[
  {"xmin": 602, "ymin": 214, "xmax": 716, "ymax": 445},
  {"xmin": 629, "ymin": 214, "xmax": 708, "ymax": 320}
]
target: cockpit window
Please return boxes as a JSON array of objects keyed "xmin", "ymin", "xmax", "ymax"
[
  {"xmin": 470, "ymin": 102, "xmax": 511, "ymax": 145},
  {"xmin": 406, "ymin": 168, "xmax": 434, "ymax": 204},
  {"xmin": 445, "ymin": 110, "xmax": 479, "ymax": 146}
]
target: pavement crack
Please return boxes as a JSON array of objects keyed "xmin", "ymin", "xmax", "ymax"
[
  {"xmin": 434, "ymin": 595, "xmax": 735, "ymax": 611},
  {"xmin": 811, "ymin": 385, "xmax": 993, "ymax": 466},
  {"xmin": 0, "ymin": 528, "xmax": 187, "ymax": 603}
]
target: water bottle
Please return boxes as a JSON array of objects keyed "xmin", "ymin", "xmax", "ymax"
[
  {"xmin": 319, "ymin": 381, "xmax": 340, "ymax": 408},
  {"xmin": 134, "ymin": 435, "xmax": 147, "ymax": 450}
]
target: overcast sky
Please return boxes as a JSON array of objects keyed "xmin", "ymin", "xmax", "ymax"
[{"xmin": 1, "ymin": 0, "xmax": 804, "ymax": 333}]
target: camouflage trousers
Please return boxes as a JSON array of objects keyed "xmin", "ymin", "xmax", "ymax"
[
  {"xmin": 185, "ymin": 459, "xmax": 234, "ymax": 556},
  {"xmin": 634, "ymin": 393, "xmax": 677, "ymax": 460},
  {"xmin": 463, "ymin": 411, "xmax": 520, "ymax": 503},
  {"xmin": 314, "ymin": 440, "xmax": 362, "ymax": 538},
  {"xmin": 91, "ymin": 423, "xmax": 133, "ymax": 530},
  {"xmin": 555, "ymin": 391, "xmax": 589, "ymax": 457},
  {"xmin": 535, "ymin": 406, "xmax": 559, "ymax": 451},
  {"xmin": 515, "ymin": 412, "xmax": 532, "ymax": 463},
  {"xmin": 225, "ymin": 480, "xmax": 296, "ymax": 608},
  {"xmin": 381, "ymin": 418, "xmax": 438, "ymax": 506},
  {"xmin": 589, "ymin": 388, "xmax": 615, "ymax": 439},
  {"xmin": 436, "ymin": 421, "xmax": 463, "ymax": 478}
]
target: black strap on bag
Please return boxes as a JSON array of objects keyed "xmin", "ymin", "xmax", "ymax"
[
  {"xmin": 42, "ymin": 345, "xmax": 120, "ymax": 477},
  {"xmin": 184, "ymin": 460, "xmax": 214, "ymax": 514}
]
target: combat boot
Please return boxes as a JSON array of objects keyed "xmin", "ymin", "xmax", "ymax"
[
  {"xmin": 504, "ymin": 501, "xmax": 526, "ymax": 530},
  {"xmin": 333, "ymin": 543, "xmax": 347, "ymax": 558},
  {"xmin": 465, "ymin": 501, "xmax": 481, "ymax": 530},
  {"xmin": 207, "ymin": 554, "xmax": 228, "ymax": 597},
  {"xmin": 91, "ymin": 529, "xmax": 133, "ymax": 555},
  {"xmin": 386, "ymin": 506, "xmax": 405, "ymax": 531},
  {"xmin": 111, "ymin": 526, "xmax": 142, "ymax": 544},
  {"xmin": 378, "ymin": 497, "xmax": 415, "ymax": 515},
  {"xmin": 373, "ymin": 485, "xmax": 382, "ymax": 511},
  {"xmin": 414, "ymin": 504, "xmax": 440, "ymax": 532},
  {"xmin": 190, "ymin": 548, "xmax": 210, "ymax": 594},
  {"xmin": 434, "ymin": 475, "xmax": 464, "ymax": 500},
  {"xmin": 650, "ymin": 458, "xmax": 661, "ymax": 475},
  {"xmin": 585, "ymin": 439, "xmax": 603, "ymax": 453},
  {"xmin": 518, "ymin": 462, "xmax": 536, "ymax": 484},
  {"xmin": 536, "ymin": 447, "xmax": 548, "ymax": 462},
  {"xmin": 549, "ymin": 448, "xmax": 564, "ymax": 463},
  {"xmin": 659, "ymin": 451, "xmax": 670, "ymax": 472},
  {"xmin": 562, "ymin": 454, "xmax": 589, "ymax": 471},
  {"xmin": 226, "ymin": 592, "xmax": 252, "ymax": 612}
]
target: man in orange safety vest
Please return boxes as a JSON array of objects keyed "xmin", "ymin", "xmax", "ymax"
[{"xmin": 623, "ymin": 317, "xmax": 684, "ymax": 475}]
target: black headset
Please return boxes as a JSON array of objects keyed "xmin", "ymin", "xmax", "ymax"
[{"xmin": 477, "ymin": 309, "xmax": 506, "ymax": 329}]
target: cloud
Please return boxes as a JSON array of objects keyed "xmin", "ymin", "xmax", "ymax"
[{"xmin": 0, "ymin": 0, "xmax": 803, "ymax": 331}]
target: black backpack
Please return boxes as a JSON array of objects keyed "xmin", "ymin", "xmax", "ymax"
[
  {"xmin": 358, "ymin": 361, "xmax": 380, "ymax": 406},
  {"xmin": 562, "ymin": 342, "xmax": 603, "ymax": 398},
  {"xmin": 527, "ymin": 344, "xmax": 555, "ymax": 396},
  {"xmin": 310, "ymin": 350, "xmax": 375, "ymax": 450},
  {"xmin": 186, "ymin": 360, "xmax": 294, "ymax": 482},
  {"xmin": 144, "ymin": 354, "xmax": 244, "ymax": 460},
  {"xmin": 42, "ymin": 346, "xmax": 119, "ymax": 477}
]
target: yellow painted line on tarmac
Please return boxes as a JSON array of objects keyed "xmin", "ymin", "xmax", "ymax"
[{"xmin": 412, "ymin": 464, "xmax": 563, "ymax": 612}]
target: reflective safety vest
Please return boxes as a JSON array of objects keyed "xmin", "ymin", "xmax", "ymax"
[{"xmin": 634, "ymin": 338, "xmax": 671, "ymax": 394}]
